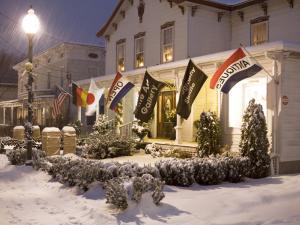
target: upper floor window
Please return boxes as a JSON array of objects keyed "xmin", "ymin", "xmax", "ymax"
[
  {"xmin": 251, "ymin": 16, "xmax": 268, "ymax": 46},
  {"xmin": 161, "ymin": 21, "xmax": 174, "ymax": 63},
  {"xmin": 134, "ymin": 32, "xmax": 145, "ymax": 68},
  {"xmin": 116, "ymin": 39, "xmax": 126, "ymax": 72}
]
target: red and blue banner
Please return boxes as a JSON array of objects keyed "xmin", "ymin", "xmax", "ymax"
[
  {"xmin": 210, "ymin": 48, "xmax": 262, "ymax": 93},
  {"xmin": 107, "ymin": 72, "xmax": 134, "ymax": 110}
]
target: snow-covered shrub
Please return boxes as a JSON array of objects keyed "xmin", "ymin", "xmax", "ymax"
[
  {"xmin": 155, "ymin": 159, "xmax": 194, "ymax": 186},
  {"xmin": 193, "ymin": 158, "xmax": 226, "ymax": 185},
  {"xmin": 163, "ymin": 147, "xmax": 195, "ymax": 159},
  {"xmin": 85, "ymin": 115, "xmax": 133, "ymax": 159},
  {"xmin": 132, "ymin": 120, "xmax": 149, "ymax": 142},
  {"xmin": 197, "ymin": 112, "xmax": 221, "ymax": 157},
  {"xmin": 105, "ymin": 174, "xmax": 165, "ymax": 209},
  {"xmin": 239, "ymin": 99, "xmax": 271, "ymax": 178},
  {"xmin": 32, "ymin": 147, "xmax": 47, "ymax": 170},
  {"xmin": 145, "ymin": 143, "xmax": 162, "ymax": 155},
  {"xmin": 222, "ymin": 156, "xmax": 250, "ymax": 183},
  {"xmin": 6, "ymin": 144, "xmax": 27, "ymax": 165},
  {"xmin": 104, "ymin": 177, "xmax": 128, "ymax": 209}
]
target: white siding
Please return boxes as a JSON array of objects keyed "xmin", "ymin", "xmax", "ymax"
[
  {"xmin": 279, "ymin": 58, "xmax": 300, "ymax": 162},
  {"xmin": 231, "ymin": 0, "xmax": 300, "ymax": 48},
  {"xmin": 188, "ymin": 6, "xmax": 231, "ymax": 57},
  {"xmin": 105, "ymin": 0, "xmax": 188, "ymax": 75}
]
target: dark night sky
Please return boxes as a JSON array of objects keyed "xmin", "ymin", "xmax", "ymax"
[
  {"xmin": 0, "ymin": 0, "xmax": 243, "ymax": 56},
  {"xmin": 0, "ymin": 0, "xmax": 118, "ymax": 56}
]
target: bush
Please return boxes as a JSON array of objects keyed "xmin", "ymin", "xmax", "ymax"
[
  {"xmin": 6, "ymin": 144, "xmax": 27, "ymax": 165},
  {"xmin": 132, "ymin": 120, "xmax": 149, "ymax": 142},
  {"xmin": 239, "ymin": 99, "xmax": 271, "ymax": 178},
  {"xmin": 222, "ymin": 156, "xmax": 250, "ymax": 183},
  {"xmin": 193, "ymin": 158, "xmax": 226, "ymax": 185},
  {"xmin": 197, "ymin": 112, "xmax": 221, "ymax": 157},
  {"xmin": 85, "ymin": 115, "xmax": 134, "ymax": 159},
  {"xmin": 155, "ymin": 159, "xmax": 194, "ymax": 186}
]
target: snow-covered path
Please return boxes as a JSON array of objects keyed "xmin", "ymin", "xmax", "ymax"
[{"xmin": 1, "ymin": 154, "xmax": 300, "ymax": 225}]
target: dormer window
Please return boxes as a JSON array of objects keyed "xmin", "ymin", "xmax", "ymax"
[
  {"xmin": 161, "ymin": 21, "xmax": 174, "ymax": 63},
  {"xmin": 116, "ymin": 39, "xmax": 126, "ymax": 72},
  {"xmin": 251, "ymin": 16, "xmax": 269, "ymax": 46},
  {"xmin": 134, "ymin": 32, "xmax": 145, "ymax": 68}
]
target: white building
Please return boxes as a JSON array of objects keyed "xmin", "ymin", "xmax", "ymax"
[
  {"xmin": 0, "ymin": 42, "xmax": 105, "ymax": 128},
  {"xmin": 77, "ymin": 0, "xmax": 300, "ymax": 174}
]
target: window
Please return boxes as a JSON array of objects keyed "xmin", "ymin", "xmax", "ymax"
[
  {"xmin": 228, "ymin": 77, "xmax": 267, "ymax": 128},
  {"xmin": 251, "ymin": 16, "xmax": 268, "ymax": 46},
  {"xmin": 134, "ymin": 32, "xmax": 145, "ymax": 68},
  {"xmin": 116, "ymin": 39, "xmax": 126, "ymax": 72},
  {"xmin": 161, "ymin": 21, "xmax": 174, "ymax": 63}
]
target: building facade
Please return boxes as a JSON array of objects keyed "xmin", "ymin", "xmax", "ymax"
[
  {"xmin": 0, "ymin": 42, "xmax": 105, "ymax": 129},
  {"xmin": 80, "ymin": 0, "xmax": 300, "ymax": 174}
]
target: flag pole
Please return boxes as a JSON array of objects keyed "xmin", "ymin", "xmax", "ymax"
[{"xmin": 240, "ymin": 43, "xmax": 278, "ymax": 84}]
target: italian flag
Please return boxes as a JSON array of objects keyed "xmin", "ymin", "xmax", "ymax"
[{"xmin": 210, "ymin": 48, "xmax": 262, "ymax": 93}]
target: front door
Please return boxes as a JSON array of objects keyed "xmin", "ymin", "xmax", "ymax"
[{"xmin": 157, "ymin": 90, "xmax": 176, "ymax": 139}]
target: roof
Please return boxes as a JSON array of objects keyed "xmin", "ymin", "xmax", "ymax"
[{"xmin": 97, "ymin": 0, "xmax": 264, "ymax": 37}]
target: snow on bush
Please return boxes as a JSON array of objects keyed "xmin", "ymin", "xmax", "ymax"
[
  {"xmin": 239, "ymin": 99, "xmax": 271, "ymax": 178},
  {"xmin": 104, "ymin": 174, "xmax": 165, "ymax": 209},
  {"xmin": 131, "ymin": 120, "xmax": 149, "ymax": 142},
  {"xmin": 196, "ymin": 112, "xmax": 221, "ymax": 157},
  {"xmin": 193, "ymin": 157, "xmax": 226, "ymax": 185},
  {"xmin": 84, "ymin": 115, "xmax": 134, "ymax": 159},
  {"xmin": 6, "ymin": 144, "xmax": 27, "ymax": 165},
  {"xmin": 155, "ymin": 159, "xmax": 194, "ymax": 186}
]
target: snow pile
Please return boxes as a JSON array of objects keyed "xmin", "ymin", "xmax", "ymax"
[{"xmin": 1, "ymin": 154, "xmax": 300, "ymax": 225}]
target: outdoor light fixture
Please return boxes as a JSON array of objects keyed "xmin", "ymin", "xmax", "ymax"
[
  {"xmin": 22, "ymin": 8, "xmax": 40, "ymax": 34},
  {"xmin": 22, "ymin": 6, "xmax": 40, "ymax": 163}
]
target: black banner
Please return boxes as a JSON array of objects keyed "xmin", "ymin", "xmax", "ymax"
[
  {"xmin": 134, "ymin": 71, "xmax": 165, "ymax": 122},
  {"xmin": 176, "ymin": 60, "xmax": 208, "ymax": 119}
]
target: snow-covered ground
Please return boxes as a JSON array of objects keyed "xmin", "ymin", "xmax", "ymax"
[{"xmin": 1, "ymin": 154, "xmax": 300, "ymax": 225}]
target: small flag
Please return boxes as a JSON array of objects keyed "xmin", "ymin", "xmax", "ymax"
[
  {"xmin": 107, "ymin": 72, "xmax": 134, "ymax": 110},
  {"xmin": 176, "ymin": 59, "xmax": 208, "ymax": 120},
  {"xmin": 52, "ymin": 88, "xmax": 69, "ymax": 119},
  {"xmin": 86, "ymin": 78, "xmax": 104, "ymax": 116},
  {"xmin": 134, "ymin": 71, "xmax": 165, "ymax": 122},
  {"xmin": 72, "ymin": 83, "xmax": 95, "ymax": 108},
  {"xmin": 210, "ymin": 47, "xmax": 262, "ymax": 93}
]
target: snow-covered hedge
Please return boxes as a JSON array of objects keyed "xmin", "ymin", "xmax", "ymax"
[
  {"xmin": 105, "ymin": 174, "xmax": 165, "ymax": 209},
  {"xmin": 155, "ymin": 159, "xmax": 194, "ymax": 186},
  {"xmin": 6, "ymin": 144, "xmax": 27, "ymax": 165},
  {"xmin": 156, "ymin": 156, "xmax": 250, "ymax": 186}
]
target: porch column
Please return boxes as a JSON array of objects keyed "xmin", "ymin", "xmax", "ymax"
[
  {"xmin": 175, "ymin": 70, "xmax": 183, "ymax": 144},
  {"xmin": 77, "ymin": 106, "xmax": 81, "ymax": 122}
]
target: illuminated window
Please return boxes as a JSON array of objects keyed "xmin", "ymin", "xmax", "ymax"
[
  {"xmin": 116, "ymin": 39, "xmax": 126, "ymax": 72},
  {"xmin": 229, "ymin": 77, "xmax": 267, "ymax": 128},
  {"xmin": 161, "ymin": 22, "xmax": 174, "ymax": 63},
  {"xmin": 251, "ymin": 16, "xmax": 268, "ymax": 46},
  {"xmin": 134, "ymin": 32, "xmax": 145, "ymax": 68}
]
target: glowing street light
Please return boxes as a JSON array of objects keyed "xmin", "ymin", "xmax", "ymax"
[{"xmin": 22, "ymin": 7, "xmax": 40, "ymax": 163}]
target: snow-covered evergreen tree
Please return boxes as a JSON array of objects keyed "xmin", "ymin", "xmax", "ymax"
[
  {"xmin": 239, "ymin": 99, "xmax": 270, "ymax": 178},
  {"xmin": 197, "ymin": 112, "xmax": 221, "ymax": 157}
]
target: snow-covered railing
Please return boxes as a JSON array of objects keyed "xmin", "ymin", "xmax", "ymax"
[{"xmin": 119, "ymin": 121, "xmax": 133, "ymax": 138}]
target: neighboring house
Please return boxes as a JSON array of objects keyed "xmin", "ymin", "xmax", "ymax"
[
  {"xmin": 77, "ymin": 0, "xmax": 300, "ymax": 174},
  {"xmin": 0, "ymin": 42, "xmax": 105, "ymax": 127}
]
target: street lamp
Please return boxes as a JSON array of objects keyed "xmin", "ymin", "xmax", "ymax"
[{"xmin": 22, "ymin": 7, "xmax": 40, "ymax": 163}]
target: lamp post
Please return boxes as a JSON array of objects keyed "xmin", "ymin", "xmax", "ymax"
[{"xmin": 22, "ymin": 7, "xmax": 40, "ymax": 163}]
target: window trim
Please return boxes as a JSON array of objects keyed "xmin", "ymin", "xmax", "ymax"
[
  {"xmin": 250, "ymin": 16, "xmax": 269, "ymax": 46},
  {"xmin": 134, "ymin": 32, "xmax": 145, "ymax": 69},
  {"xmin": 160, "ymin": 21, "xmax": 175, "ymax": 63},
  {"xmin": 116, "ymin": 39, "xmax": 126, "ymax": 72}
]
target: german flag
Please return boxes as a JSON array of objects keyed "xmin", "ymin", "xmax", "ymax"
[{"xmin": 72, "ymin": 83, "xmax": 95, "ymax": 108}]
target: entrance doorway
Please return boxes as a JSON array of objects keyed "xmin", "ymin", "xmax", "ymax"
[{"xmin": 157, "ymin": 90, "xmax": 176, "ymax": 139}]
